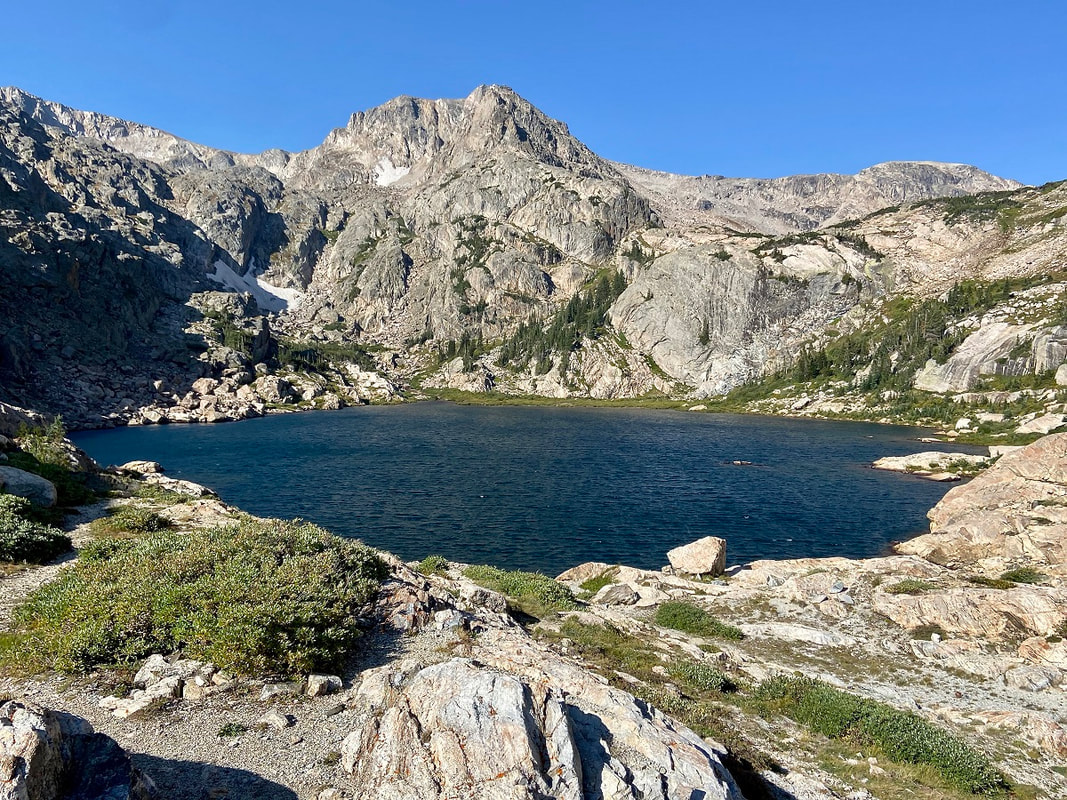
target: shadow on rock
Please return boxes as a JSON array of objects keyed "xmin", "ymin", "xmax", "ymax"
[{"xmin": 133, "ymin": 755, "xmax": 297, "ymax": 800}]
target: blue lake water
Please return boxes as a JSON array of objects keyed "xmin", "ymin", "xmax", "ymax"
[{"xmin": 71, "ymin": 404, "xmax": 981, "ymax": 575}]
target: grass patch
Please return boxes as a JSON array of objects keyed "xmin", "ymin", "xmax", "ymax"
[
  {"xmin": 0, "ymin": 494, "xmax": 71, "ymax": 564},
  {"xmin": 579, "ymin": 568, "xmax": 618, "ymax": 595},
  {"xmin": 999, "ymin": 567, "xmax": 1046, "ymax": 585},
  {"xmin": 217, "ymin": 722, "xmax": 248, "ymax": 737},
  {"xmin": 654, "ymin": 601, "xmax": 744, "ymax": 640},
  {"xmin": 552, "ymin": 617, "xmax": 661, "ymax": 677},
  {"xmin": 89, "ymin": 506, "xmax": 172, "ymax": 538},
  {"xmin": 753, "ymin": 676, "xmax": 1007, "ymax": 794},
  {"xmin": 668, "ymin": 660, "xmax": 737, "ymax": 693},
  {"xmin": 885, "ymin": 579, "xmax": 938, "ymax": 595},
  {"xmin": 966, "ymin": 575, "xmax": 1015, "ymax": 590},
  {"xmin": 463, "ymin": 565, "xmax": 577, "ymax": 617},
  {"xmin": 417, "ymin": 554, "xmax": 449, "ymax": 576},
  {"xmin": 1, "ymin": 517, "xmax": 388, "ymax": 676}
]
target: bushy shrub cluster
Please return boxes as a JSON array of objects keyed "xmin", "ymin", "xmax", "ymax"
[
  {"xmin": 884, "ymin": 578, "xmax": 937, "ymax": 595},
  {"xmin": 90, "ymin": 505, "xmax": 172, "ymax": 537},
  {"xmin": 653, "ymin": 601, "xmax": 744, "ymax": 640},
  {"xmin": 754, "ymin": 676, "xmax": 1007, "ymax": 794},
  {"xmin": 668, "ymin": 660, "xmax": 736, "ymax": 693},
  {"xmin": 0, "ymin": 494, "xmax": 71, "ymax": 564},
  {"xmin": 463, "ymin": 565, "xmax": 577, "ymax": 612},
  {"xmin": 2, "ymin": 518, "xmax": 387, "ymax": 676},
  {"xmin": 417, "ymin": 554, "xmax": 449, "ymax": 576}
]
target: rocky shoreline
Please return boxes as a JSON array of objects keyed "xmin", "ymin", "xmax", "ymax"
[{"xmin": 0, "ymin": 420, "xmax": 1065, "ymax": 798}]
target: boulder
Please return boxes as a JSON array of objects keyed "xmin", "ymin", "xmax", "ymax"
[
  {"xmin": 306, "ymin": 674, "xmax": 343, "ymax": 697},
  {"xmin": 0, "ymin": 466, "xmax": 57, "ymax": 507},
  {"xmin": 1014, "ymin": 413, "xmax": 1067, "ymax": 435},
  {"xmin": 117, "ymin": 460, "xmax": 164, "ymax": 474},
  {"xmin": 667, "ymin": 536, "xmax": 727, "ymax": 576},
  {"xmin": 0, "ymin": 699, "xmax": 152, "ymax": 799},
  {"xmin": 591, "ymin": 583, "xmax": 639, "ymax": 605},
  {"xmin": 342, "ymin": 657, "xmax": 742, "ymax": 800}
]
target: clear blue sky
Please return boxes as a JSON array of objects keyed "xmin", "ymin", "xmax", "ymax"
[{"xmin": 4, "ymin": 0, "xmax": 1064, "ymax": 184}]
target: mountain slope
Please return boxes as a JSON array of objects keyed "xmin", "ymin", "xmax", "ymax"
[{"xmin": 0, "ymin": 84, "xmax": 1048, "ymax": 425}]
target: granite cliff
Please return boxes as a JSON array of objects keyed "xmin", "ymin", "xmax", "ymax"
[{"xmin": 2, "ymin": 85, "xmax": 1050, "ymax": 425}]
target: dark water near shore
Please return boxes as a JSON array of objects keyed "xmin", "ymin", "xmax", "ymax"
[{"xmin": 72, "ymin": 404, "xmax": 982, "ymax": 574}]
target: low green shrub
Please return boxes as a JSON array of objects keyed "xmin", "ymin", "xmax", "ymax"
[
  {"xmin": 555, "ymin": 617, "xmax": 660, "ymax": 676},
  {"xmin": 217, "ymin": 722, "xmax": 248, "ymax": 737},
  {"xmin": 999, "ymin": 567, "xmax": 1046, "ymax": 585},
  {"xmin": 885, "ymin": 579, "xmax": 937, "ymax": 595},
  {"xmin": 966, "ymin": 575, "xmax": 1014, "ymax": 590},
  {"xmin": 754, "ymin": 676, "xmax": 1008, "ymax": 794},
  {"xmin": 417, "ymin": 554, "xmax": 449, "ymax": 576},
  {"xmin": 0, "ymin": 494, "xmax": 71, "ymax": 564},
  {"xmin": 90, "ymin": 506, "xmax": 172, "ymax": 537},
  {"xmin": 2, "ymin": 517, "xmax": 388, "ymax": 675},
  {"xmin": 653, "ymin": 601, "xmax": 744, "ymax": 640},
  {"xmin": 463, "ymin": 565, "xmax": 577, "ymax": 612},
  {"xmin": 579, "ymin": 569, "xmax": 617, "ymax": 595},
  {"xmin": 668, "ymin": 660, "xmax": 736, "ymax": 693}
]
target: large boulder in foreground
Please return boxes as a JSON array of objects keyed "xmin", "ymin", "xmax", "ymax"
[
  {"xmin": 897, "ymin": 433, "xmax": 1067, "ymax": 572},
  {"xmin": 668, "ymin": 535, "xmax": 727, "ymax": 576},
  {"xmin": 0, "ymin": 466, "xmax": 57, "ymax": 507},
  {"xmin": 0, "ymin": 699, "xmax": 153, "ymax": 800},
  {"xmin": 342, "ymin": 654, "xmax": 741, "ymax": 800}
]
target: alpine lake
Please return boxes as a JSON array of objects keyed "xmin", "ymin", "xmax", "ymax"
[{"xmin": 71, "ymin": 403, "xmax": 983, "ymax": 575}]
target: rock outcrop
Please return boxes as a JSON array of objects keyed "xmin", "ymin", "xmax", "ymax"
[
  {"xmin": 0, "ymin": 700, "xmax": 152, "ymax": 800},
  {"xmin": 897, "ymin": 433, "xmax": 1067, "ymax": 572}
]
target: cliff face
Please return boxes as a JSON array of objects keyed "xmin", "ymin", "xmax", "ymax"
[{"xmin": 0, "ymin": 84, "xmax": 1050, "ymax": 422}]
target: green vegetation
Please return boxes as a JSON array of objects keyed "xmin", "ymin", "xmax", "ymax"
[
  {"xmin": 917, "ymin": 191, "xmax": 1022, "ymax": 230},
  {"xmin": 999, "ymin": 567, "xmax": 1046, "ymax": 585},
  {"xmin": 578, "ymin": 568, "xmax": 617, "ymax": 595},
  {"xmin": 753, "ymin": 676, "xmax": 1007, "ymax": 794},
  {"xmin": 10, "ymin": 419, "xmax": 95, "ymax": 507},
  {"xmin": 668, "ymin": 660, "xmax": 736, "ymax": 693},
  {"xmin": 276, "ymin": 337, "xmax": 376, "ymax": 372},
  {"xmin": 653, "ymin": 601, "xmax": 744, "ymax": 640},
  {"xmin": 1, "ymin": 518, "xmax": 387, "ymax": 675},
  {"xmin": 965, "ymin": 575, "xmax": 1015, "ymax": 590},
  {"xmin": 89, "ymin": 505, "xmax": 172, "ymax": 538},
  {"xmin": 217, "ymin": 722, "xmax": 249, "ymax": 737},
  {"xmin": 435, "ymin": 330, "xmax": 488, "ymax": 372},
  {"xmin": 551, "ymin": 617, "xmax": 661, "ymax": 677},
  {"xmin": 885, "ymin": 579, "xmax": 938, "ymax": 595},
  {"xmin": 462, "ymin": 565, "xmax": 577, "ymax": 617},
  {"xmin": 417, "ymin": 554, "xmax": 450, "ymax": 576},
  {"xmin": 0, "ymin": 494, "xmax": 71, "ymax": 564},
  {"xmin": 496, "ymin": 270, "xmax": 627, "ymax": 377}
]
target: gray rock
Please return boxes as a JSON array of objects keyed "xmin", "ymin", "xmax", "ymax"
[
  {"xmin": 0, "ymin": 466, "xmax": 57, "ymax": 507},
  {"xmin": 592, "ymin": 583, "xmax": 639, "ymax": 606},
  {"xmin": 306, "ymin": 674, "xmax": 343, "ymax": 697},
  {"xmin": 0, "ymin": 699, "xmax": 153, "ymax": 800},
  {"xmin": 259, "ymin": 710, "xmax": 294, "ymax": 729}
]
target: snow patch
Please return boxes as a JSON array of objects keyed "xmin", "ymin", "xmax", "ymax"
[
  {"xmin": 373, "ymin": 157, "xmax": 410, "ymax": 186},
  {"xmin": 208, "ymin": 259, "xmax": 303, "ymax": 312}
]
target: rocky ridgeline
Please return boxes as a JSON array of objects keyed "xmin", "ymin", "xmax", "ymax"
[
  {"xmin": 2, "ymin": 84, "xmax": 1053, "ymax": 424},
  {"xmin": 2, "ymin": 427, "xmax": 1066, "ymax": 797}
]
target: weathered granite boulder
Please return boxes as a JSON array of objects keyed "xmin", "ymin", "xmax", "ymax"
[
  {"xmin": 0, "ymin": 466, "xmax": 57, "ymax": 507},
  {"xmin": 342, "ymin": 657, "xmax": 742, "ymax": 800},
  {"xmin": 0, "ymin": 700, "xmax": 152, "ymax": 799},
  {"xmin": 897, "ymin": 433, "xmax": 1067, "ymax": 570},
  {"xmin": 667, "ymin": 536, "xmax": 727, "ymax": 576}
]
